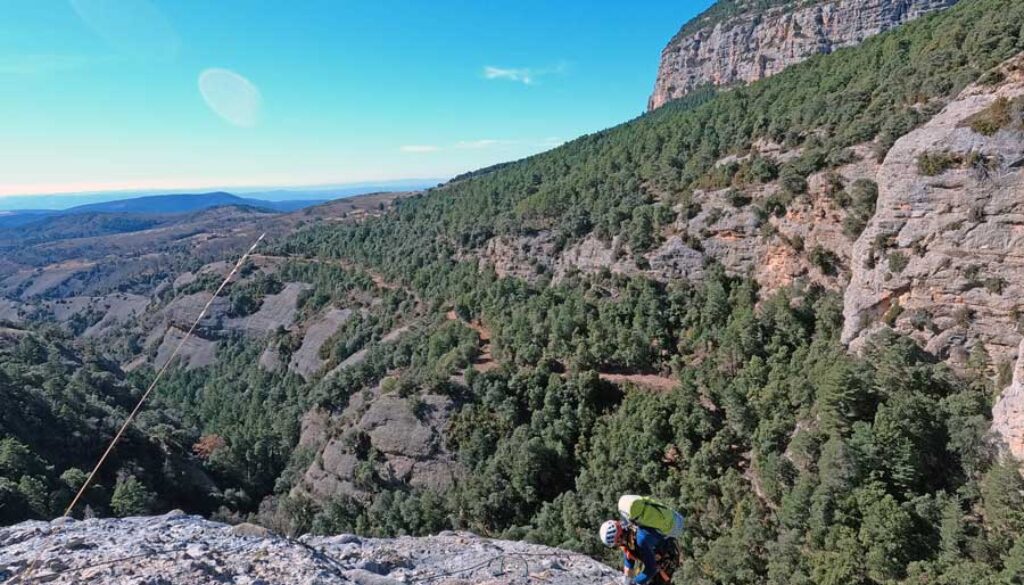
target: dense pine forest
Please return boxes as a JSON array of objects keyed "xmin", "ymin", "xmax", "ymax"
[
  {"xmin": 277, "ymin": 1, "xmax": 1024, "ymax": 581},
  {"xmin": 2, "ymin": 0, "xmax": 1024, "ymax": 583}
]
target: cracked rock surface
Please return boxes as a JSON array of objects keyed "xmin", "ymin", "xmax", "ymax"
[
  {"xmin": 0, "ymin": 513, "xmax": 617, "ymax": 585},
  {"xmin": 842, "ymin": 55, "xmax": 1024, "ymax": 369}
]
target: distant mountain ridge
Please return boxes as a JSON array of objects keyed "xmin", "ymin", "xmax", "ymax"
[
  {"xmin": 0, "ymin": 192, "xmax": 325, "ymax": 229},
  {"xmin": 0, "ymin": 179, "xmax": 442, "ymax": 212},
  {"xmin": 65, "ymin": 192, "xmax": 321, "ymax": 214}
]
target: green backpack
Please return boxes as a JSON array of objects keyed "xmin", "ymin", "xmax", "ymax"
[{"xmin": 618, "ymin": 495, "xmax": 684, "ymax": 539}]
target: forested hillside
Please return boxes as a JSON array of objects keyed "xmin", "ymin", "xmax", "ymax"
[
  {"xmin": 284, "ymin": 0, "xmax": 1022, "ymax": 291},
  {"xmin": 0, "ymin": 329, "xmax": 218, "ymax": 522},
  {"xmin": 268, "ymin": 0, "xmax": 1024, "ymax": 582},
  {"xmin": 2, "ymin": 1, "xmax": 1024, "ymax": 584}
]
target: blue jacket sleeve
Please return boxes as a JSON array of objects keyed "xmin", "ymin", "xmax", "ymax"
[
  {"xmin": 632, "ymin": 530, "xmax": 661, "ymax": 585},
  {"xmin": 622, "ymin": 550, "xmax": 635, "ymax": 571}
]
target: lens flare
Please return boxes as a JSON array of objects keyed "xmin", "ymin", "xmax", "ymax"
[
  {"xmin": 198, "ymin": 68, "xmax": 263, "ymax": 128},
  {"xmin": 70, "ymin": 0, "xmax": 180, "ymax": 59}
]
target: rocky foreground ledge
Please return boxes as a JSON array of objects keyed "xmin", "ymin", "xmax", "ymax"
[{"xmin": 0, "ymin": 512, "xmax": 617, "ymax": 584}]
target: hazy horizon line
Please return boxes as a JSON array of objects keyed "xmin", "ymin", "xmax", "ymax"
[
  {"xmin": 0, "ymin": 176, "xmax": 447, "ymax": 201},
  {"xmin": 0, "ymin": 177, "xmax": 448, "ymax": 212}
]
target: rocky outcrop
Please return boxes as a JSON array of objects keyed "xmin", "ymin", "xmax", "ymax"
[
  {"xmin": 153, "ymin": 326, "xmax": 218, "ymax": 370},
  {"xmin": 0, "ymin": 513, "xmax": 615, "ymax": 584},
  {"xmin": 557, "ymin": 235, "xmax": 638, "ymax": 278},
  {"xmin": 258, "ymin": 345, "xmax": 284, "ymax": 372},
  {"xmin": 477, "ymin": 232, "xmax": 559, "ymax": 279},
  {"xmin": 0, "ymin": 325, "xmax": 28, "ymax": 347},
  {"xmin": 224, "ymin": 281, "xmax": 310, "ymax": 336},
  {"xmin": 295, "ymin": 381, "xmax": 462, "ymax": 504},
  {"xmin": 158, "ymin": 291, "xmax": 229, "ymax": 332},
  {"xmin": 837, "ymin": 53, "xmax": 1024, "ymax": 460},
  {"xmin": 42, "ymin": 293, "xmax": 150, "ymax": 337},
  {"xmin": 476, "ymin": 149, "xmax": 868, "ymax": 294},
  {"xmin": 649, "ymin": 0, "xmax": 960, "ymax": 110},
  {"xmin": 842, "ymin": 56, "xmax": 1024, "ymax": 371},
  {"xmin": 288, "ymin": 307, "xmax": 355, "ymax": 380},
  {"xmin": 994, "ymin": 340, "xmax": 1024, "ymax": 462},
  {"xmin": 325, "ymin": 325, "xmax": 411, "ymax": 378},
  {"xmin": 0, "ymin": 298, "xmax": 25, "ymax": 325},
  {"xmin": 1, "ymin": 260, "xmax": 97, "ymax": 300}
]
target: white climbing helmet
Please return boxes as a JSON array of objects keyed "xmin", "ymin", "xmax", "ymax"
[{"xmin": 599, "ymin": 520, "xmax": 621, "ymax": 547}]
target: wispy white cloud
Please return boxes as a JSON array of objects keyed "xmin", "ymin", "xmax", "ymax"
[
  {"xmin": 71, "ymin": 0, "xmax": 180, "ymax": 60},
  {"xmin": 482, "ymin": 62, "xmax": 568, "ymax": 86},
  {"xmin": 400, "ymin": 145, "xmax": 441, "ymax": 153},
  {"xmin": 483, "ymin": 66, "xmax": 535, "ymax": 85}
]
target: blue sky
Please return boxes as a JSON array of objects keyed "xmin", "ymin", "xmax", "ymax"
[{"xmin": 0, "ymin": 0, "xmax": 714, "ymax": 197}]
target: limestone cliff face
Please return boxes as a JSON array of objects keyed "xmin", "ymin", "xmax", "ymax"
[
  {"xmin": 649, "ymin": 0, "xmax": 960, "ymax": 110},
  {"xmin": 841, "ymin": 58, "xmax": 1024, "ymax": 368},
  {"xmin": 994, "ymin": 340, "xmax": 1024, "ymax": 463},
  {"xmin": 476, "ymin": 143, "xmax": 875, "ymax": 295},
  {"xmin": 840, "ymin": 55, "xmax": 1024, "ymax": 457}
]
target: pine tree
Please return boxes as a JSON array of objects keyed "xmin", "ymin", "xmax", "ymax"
[{"xmin": 110, "ymin": 474, "xmax": 155, "ymax": 517}]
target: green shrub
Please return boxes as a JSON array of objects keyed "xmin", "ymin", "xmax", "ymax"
[
  {"xmin": 984, "ymin": 276, "xmax": 1007, "ymax": 294},
  {"xmin": 725, "ymin": 188, "xmax": 752, "ymax": 208},
  {"xmin": 809, "ymin": 246, "xmax": 840, "ymax": 276},
  {"xmin": 842, "ymin": 215, "xmax": 869, "ymax": 239},
  {"xmin": 908, "ymin": 309, "xmax": 934, "ymax": 332},
  {"xmin": 961, "ymin": 96, "xmax": 1024, "ymax": 135},
  {"xmin": 785, "ymin": 234, "xmax": 805, "ymax": 252},
  {"xmin": 780, "ymin": 168, "xmax": 809, "ymax": 195},
  {"xmin": 979, "ymin": 69, "xmax": 1006, "ymax": 86},
  {"xmin": 917, "ymin": 151, "xmax": 962, "ymax": 176},
  {"xmin": 763, "ymin": 192, "xmax": 792, "ymax": 217},
  {"xmin": 747, "ymin": 156, "xmax": 779, "ymax": 184},
  {"xmin": 888, "ymin": 251, "xmax": 910, "ymax": 273},
  {"xmin": 111, "ymin": 474, "xmax": 156, "ymax": 517},
  {"xmin": 842, "ymin": 179, "xmax": 879, "ymax": 238},
  {"xmin": 955, "ymin": 306, "xmax": 974, "ymax": 327}
]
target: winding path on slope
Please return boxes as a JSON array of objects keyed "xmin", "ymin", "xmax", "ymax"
[{"xmin": 257, "ymin": 253, "xmax": 678, "ymax": 390}]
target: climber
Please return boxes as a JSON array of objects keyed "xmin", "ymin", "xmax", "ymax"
[{"xmin": 599, "ymin": 495, "xmax": 683, "ymax": 585}]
